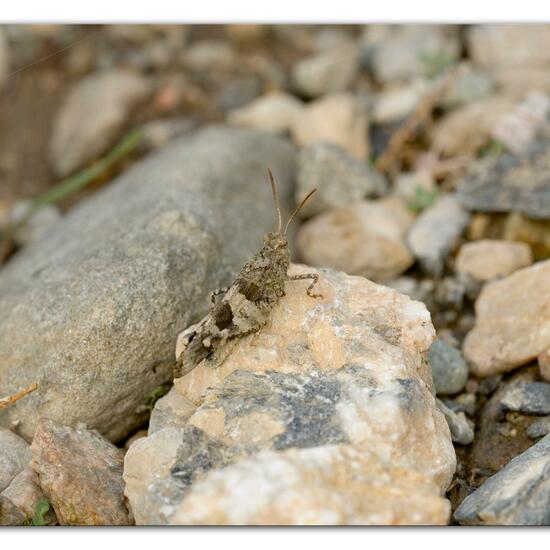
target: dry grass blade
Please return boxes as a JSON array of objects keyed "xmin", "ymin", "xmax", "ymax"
[
  {"xmin": 0, "ymin": 383, "xmax": 38, "ymax": 409},
  {"xmin": 375, "ymin": 68, "xmax": 458, "ymax": 178}
]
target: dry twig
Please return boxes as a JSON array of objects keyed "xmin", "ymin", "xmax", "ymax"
[
  {"xmin": 0, "ymin": 383, "xmax": 38, "ymax": 409},
  {"xmin": 375, "ymin": 68, "xmax": 458, "ymax": 178}
]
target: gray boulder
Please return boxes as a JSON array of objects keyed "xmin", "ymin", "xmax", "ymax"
[{"xmin": 0, "ymin": 126, "xmax": 296, "ymax": 442}]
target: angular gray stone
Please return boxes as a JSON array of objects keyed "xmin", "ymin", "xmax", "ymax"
[
  {"xmin": 0, "ymin": 430, "xmax": 31, "ymax": 492},
  {"xmin": 295, "ymin": 142, "xmax": 387, "ymax": 218},
  {"xmin": 429, "ymin": 339, "xmax": 469, "ymax": 396},
  {"xmin": 0, "ymin": 126, "xmax": 296, "ymax": 442},
  {"xmin": 407, "ymin": 195, "xmax": 470, "ymax": 276},
  {"xmin": 457, "ymin": 141, "xmax": 550, "ymax": 220},
  {"xmin": 454, "ymin": 434, "xmax": 550, "ymax": 525},
  {"xmin": 527, "ymin": 417, "xmax": 550, "ymax": 439},
  {"xmin": 500, "ymin": 383, "xmax": 550, "ymax": 416}
]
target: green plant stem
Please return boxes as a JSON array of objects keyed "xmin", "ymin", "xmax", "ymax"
[{"xmin": 19, "ymin": 128, "xmax": 143, "ymax": 226}]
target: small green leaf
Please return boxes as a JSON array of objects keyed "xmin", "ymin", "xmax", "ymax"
[
  {"xmin": 418, "ymin": 50, "xmax": 455, "ymax": 79},
  {"xmin": 406, "ymin": 186, "xmax": 441, "ymax": 213},
  {"xmin": 144, "ymin": 384, "xmax": 171, "ymax": 412},
  {"xmin": 34, "ymin": 498, "xmax": 50, "ymax": 518}
]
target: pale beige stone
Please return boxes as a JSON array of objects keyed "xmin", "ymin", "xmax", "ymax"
[
  {"xmin": 432, "ymin": 97, "xmax": 514, "ymax": 157},
  {"xmin": 170, "ymin": 446, "xmax": 451, "ymax": 525},
  {"xmin": 538, "ymin": 349, "xmax": 550, "ymax": 383},
  {"xmin": 463, "ymin": 260, "xmax": 550, "ymax": 377},
  {"xmin": 296, "ymin": 198, "xmax": 415, "ymax": 281},
  {"xmin": 49, "ymin": 69, "xmax": 151, "ymax": 176},
  {"xmin": 455, "ymin": 239, "xmax": 533, "ymax": 282},
  {"xmin": 227, "ymin": 91, "xmax": 305, "ymax": 133},
  {"xmin": 291, "ymin": 93, "xmax": 369, "ymax": 159},
  {"xmin": 468, "ymin": 25, "xmax": 550, "ymax": 70}
]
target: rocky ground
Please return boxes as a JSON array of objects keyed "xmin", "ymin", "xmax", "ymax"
[{"xmin": 0, "ymin": 24, "xmax": 549, "ymax": 526}]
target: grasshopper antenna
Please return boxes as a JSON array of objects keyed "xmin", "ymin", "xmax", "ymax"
[
  {"xmin": 284, "ymin": 188, "xmax": 317, "ymax": 236},
  {"xmin": 268, "ymin": 169, "xmax": 283, "ymax": 234}
]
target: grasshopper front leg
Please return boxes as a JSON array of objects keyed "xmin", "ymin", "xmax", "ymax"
[
  {"xmin": 288, "ymin": 273, "xmax": 322, "ymax": 298},
  {"xmin": 210, "ymin": 286, "xmax": 230, "ymax": 304}
]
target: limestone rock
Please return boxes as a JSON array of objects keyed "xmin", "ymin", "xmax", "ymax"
[
  {"xmin": 467, "ymin": 25, "xmax": 550, "ymax": 70},
  {"xmin": 463, "ymin": 260, "xmax": 550, "ymax": 377},
  {"xmin": 291, "ymin": 93, "xmax": 370, "ymax": 159},
  {"xmin": 0, "ymin": 466, "xmax": 57, "ymax": 526},
  {"xmin": 295, "ymin": 142, "xmax": 387, "ymax": 218},
  {"xmin": 457, "ymin": 140, "xmax": 550, "ymax": 220},
  {"xmin": 31, "ymin": 418, "xmax": 133, "ymax": 525},
  {"xmin": 454, "ymin": 433, "xmax": 550, "ymax": 525},
  {"xmin": 455, "ymin": 240, "xmax": 533, "ymax": 282},
  {"xmin": 0, "ymin": 430, "xmax": 31, "ymax": 492},
  {"xmin": 124, "ymin": 264, "xmax": 455, "ymax": 525},
  {"xmin": 227, "ymin": 91, "xmax": 305, "ymax": 133},
  {"xmin": 296, "ymin": 198, "xmax": 415, "ymax": 281},
  {"xmin": 407, "ymin": 194, "xmax": 470, "ymax": 277},
  {"xmin": 0, "ymin": 126, "xmax": 296, "ymax": 442},
  {"xmin": 50, "ymin": 69, "xmax": 152, "ymax": 176},
  {"xmin": 491, "ymin": 67, "xmax": 550, "ymax": 100},
  {"xmin": 291, "ymin": 45, "xmax": 360, "ymax": 98}
]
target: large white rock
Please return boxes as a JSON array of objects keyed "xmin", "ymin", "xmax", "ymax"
[{"xmin": 124, "ymin": 265, "xmax": 456, "ymax": 525}]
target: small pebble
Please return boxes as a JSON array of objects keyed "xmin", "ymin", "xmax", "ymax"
[{"xmin": 429, "ymin": 339, "xmax": 469, "ymax": 396}]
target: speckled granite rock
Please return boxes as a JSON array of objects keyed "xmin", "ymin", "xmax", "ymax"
[
  {"xmin": 49, "ymin": 69, "xmax": 152, "ymax": 176},
  {"xmin": 457, "ymin": 141, "xmax": 550, "ymax": 220},
  {"xmin": 31, "ymin": 418, "xmax": 133, "ymax": 525},
  {"xmin": 124, "ymin": 265, "xmax": 456, "ymax": 525},
  {"xmin": 463, "ymin": 260, "xmax": 550, "ymax": 377},
  {"xmin": 0, "ymin": 126, "xmax": 296, "ymax": 442},
  {"xmin": 454, "ymin": 433, "xmax": 550, "ymax": 525}
]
